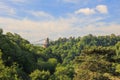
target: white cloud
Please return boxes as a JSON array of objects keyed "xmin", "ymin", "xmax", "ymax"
[
  {"xmin": 0, "ymin": 17, "xmax": 74, "ymax": 42},
  {"xmin": 0, "ymin": 14, "xmax": 120, "ymax": 43},
  {"xmin": 0, "ymin": 2, "xmax": 16, "ymax": 15},
  {"xmin": 0, "ymin": 4, "xmax": 117, "ymax": 43},
  {"xmin": 82, "ymin": 23, "xmax": 120, "ymax": 35},
  {"xmin": 67, "ymin": 22, "xmax": 120, "ymax": 37},
  {"xmin": 75, "ymin": 5, "xmax": 108, "ymax": 15},
  {"xmin": 63, "ymin": 0, "xmax": 79, "ymax": 3},
  {"xmin": 10, "ymin": 0, "xmax": 26, "ymax": 3},
  {"xmin": 29, "ymin": 11, "xmax": 53, "ymax": 19},
  {"xmin": 9, "ymin": 0, "xmax": 29, "ymax": 6},
  {"xmin": 96, "ymin": 5, "xmax": 108, "ymax": 14},
  {"xmin": 75, "ymin": 8, "xmax": 95, "ymax": 15}
]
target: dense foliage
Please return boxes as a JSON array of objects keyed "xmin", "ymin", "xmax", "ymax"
[{"xmin": 0, "ymin": 28, "xmax": 120, "ymax": 80}]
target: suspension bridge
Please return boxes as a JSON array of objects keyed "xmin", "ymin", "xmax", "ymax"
[{"xmin": 32, "ymin": 38, "xmax": 50, "ymax": 48}]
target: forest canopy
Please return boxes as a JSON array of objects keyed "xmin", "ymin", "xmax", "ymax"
[{"xmin": 0, "ymin": 28, "xmax": 120, "ymax": 80}]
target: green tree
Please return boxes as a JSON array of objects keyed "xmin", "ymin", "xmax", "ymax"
[
  {"xmin": 54, "ymin": 65, "xmax": 74, "ymax": 80},
  {"xmin": 115, "ymin": 42, "xmax": 120, "ymax": 57},
  {"xmin": 0, "ymin": 28, "xmax": 3, "ymax": 34},
  {"xmin": 29, "ymin": 69, "xmax": 50, "ymax": 80},
  {"xmin": 0, "ymin": 50, "xmax": 21, "ymax": 80}
]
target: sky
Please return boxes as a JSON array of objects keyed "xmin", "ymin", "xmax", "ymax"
[{"xmin": 0, "ymin": 0, "xmax": 120, "ymax": 42}]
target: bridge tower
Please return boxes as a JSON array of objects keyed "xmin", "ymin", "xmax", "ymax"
[{"xmin": 43, "ymin": 38, "xmax": 49, "ymax": 48}]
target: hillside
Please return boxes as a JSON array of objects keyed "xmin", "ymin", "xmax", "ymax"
[{"xmin": 0, "ymin": 28, "xmax": 120, "ymax": 80}]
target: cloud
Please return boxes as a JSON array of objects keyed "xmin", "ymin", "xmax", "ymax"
[
  {"xmin": 29, "ymin": 11, "xmax": 53, "ymax": 19},
  {"xmin": 96, "ymin": 5, "xmax": 108, "ymax": 14},
  {"xmin": 75, "ymin": 8, "xmax": 95, "ymax": 15},
  {"xmin": 9, "ymin": 0, "xmax": 29, "ymax": 6},
  {"xmin": 75, "ymin": 5, "xmax": 108, "ymax": 15},
  {"xmin": 63, "ymin": 0, "xmax": 79, "ymax": 3},
  {"xmin": 10, "ymin": 0, "xmax": 26, "ymax": 3},
  {"xmin": 0, "ymin": 2, "xmax": 16, "ymax": 15},
  {"xmin": 0, "ymin": 17, "xmax": 73, "ymax": 42},
  {"xmin": 0, "ymin": 3, "xmax": 116, "ymax": 42},
  {"xmin": 0, "ymin": 13, "xmax": 119, "ymax": 43},
  {"xmin": 80, "ymin": 23, "xmax": 120, "ymax": 35}
]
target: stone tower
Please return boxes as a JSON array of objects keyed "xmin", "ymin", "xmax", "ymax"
[{"xmin": 43, "ymin": 38, "xmax": 49, "ymax": 48}]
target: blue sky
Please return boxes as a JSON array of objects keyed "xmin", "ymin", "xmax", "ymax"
[{"xmin": 0, "ymin": 0, "xmax": 120, "ymax": 42}]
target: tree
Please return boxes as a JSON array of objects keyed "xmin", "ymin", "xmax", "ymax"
[
  {"xmin": 115, "ymin": 42, "xmax": 120, "ymax": 57},
  {"xmin": 73, "ymin": 47, "xmax": 114, "ymax": 80},
  {"xmin": 29, "ymin": 69, "xmax": 50, "ymax": 80},
  {"xmin": 47, "ymin": 58, "xmax": 57, "ymax": 72},
  {"xmin": 54, "ymin": 65, "xmax": 74, "ymax": 80},
  {"xmin": 0, "ymin": 28, "xmax": 3, "ymax": 34},
  {"xmin": 0, "ymin": 50, "xmax": 21, "ymax": 80}
]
